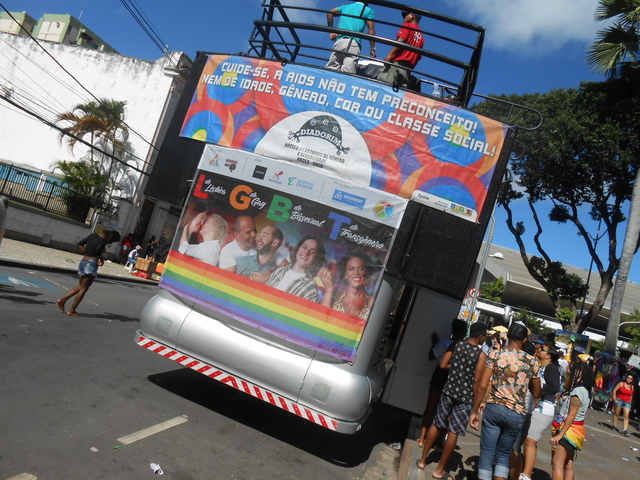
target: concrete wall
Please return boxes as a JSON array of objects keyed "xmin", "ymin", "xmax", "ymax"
[
  {"xmin": 4, "ymin": 203, "xmax": 91, "ymax": 254},
  {"xmin": 3, "ymin": 200, "xmax": 143, "ymax": 262}
]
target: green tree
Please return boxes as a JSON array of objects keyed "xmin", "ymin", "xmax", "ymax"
[
  {"xmin": 586, "ymin": 0, "xmax": 640, "ymax": 79},
  {"xmin": 480, "ymin": 277, "xmax": 505, "ymax": 302},
  {"xmin": 556, "ymin": 307, "xmax": 577, "ymax": 332},
  {"xmin": 55, "ymin": 99, "xmax": 130, "ymax": 201},
  {"xmin": 623, "ymin": 308, "xmax": 640, "ymax": 351},
  {"xmin": 82, "ymin": 138, "xmax": 140, "ymax": 200},
  {"xmin": 590, "ymin": 338, "xmax": 605, "ymax": 354},
  {"xmin": 587, "ymin": 0, "xmax": 640, "ymax": 353},
  {"xmin": 51, "ymin": 159, "xmax": 109, "ymax": 220},
  {"xmin": 474, "ymin": 84, "xmax": 639, "ymax": 333},
  {"xmin": 513, "ymin": 306, "xmax": 546, "ymax": 335},
  {"xmin": 526, "ymin": 257, "xmax": 588, "ymax": 320},
  {"xmin": 52, "ymin": 159, "xmax": 108, "ymax": 197}
]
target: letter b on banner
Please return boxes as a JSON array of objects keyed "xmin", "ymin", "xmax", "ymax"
[{"xmin": 267, "ymin": 194, "xmax": 292, "ymax": 222}]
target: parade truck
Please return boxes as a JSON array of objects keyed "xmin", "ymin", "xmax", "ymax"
[{"xmin": 136, "ymin": 1, "xmax": 522, "ymax": 433}]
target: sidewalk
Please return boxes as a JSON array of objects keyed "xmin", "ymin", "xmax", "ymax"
[
  {"xmin": 397, "ymin": 406, "xmax": 640, "ymax": 480},
  {"xmin": 0, "ymin": 238, "xmax": 157, "ymax": 284}
]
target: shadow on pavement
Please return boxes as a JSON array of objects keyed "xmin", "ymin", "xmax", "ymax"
[
  {"xmin": 0, "ymin": 291, "xmax": 47, "ymax": 305},
  {"xmin": 598, "ymin": 420, "xmax": 619, "ymax": 432},
  {"xmin": 58, "ymin": 310, "xmax": 141, "ymax": 322},
  {"xmin": 148, "ymin": 367, "xmax": 411, "ymax": 466}
]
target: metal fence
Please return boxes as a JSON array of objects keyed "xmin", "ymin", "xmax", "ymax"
[{"xmin": 0, "ymin": 162, "xmax": 115, "ymax": 223}]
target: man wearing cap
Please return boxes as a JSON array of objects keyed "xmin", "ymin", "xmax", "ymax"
[
  {"xmin": 470, "ymin": 322, "xmax": 541, "ymax": 480},
  {"xmin": 378, "ymin": 10, "xmax": 424, "ymax": 89},
  {"xmin": 325, "ymin": 2, "xmax": 376, "ymax": 74},
  {"xmin": 417, "ymin": 322, "xmax": 488, "ymax": 478}
]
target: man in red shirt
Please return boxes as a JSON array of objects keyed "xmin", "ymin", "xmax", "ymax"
[{"xmin": 378, "ymin": 10, "xmax": 424, "ymax": 89}]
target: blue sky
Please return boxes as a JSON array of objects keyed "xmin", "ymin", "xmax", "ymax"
[{"xmin": 3, "ymin": 0, "xmax": 638, "ymax": 283}]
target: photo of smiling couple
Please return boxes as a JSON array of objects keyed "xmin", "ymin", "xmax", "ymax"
[{"xmin": 174, "ymin": 199, "xmax": 378, "ymax": 319}]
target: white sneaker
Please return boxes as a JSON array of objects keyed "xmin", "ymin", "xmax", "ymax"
[{"xmin": 518, "ymin": 474, "xmax": 531, "ymax": 480}]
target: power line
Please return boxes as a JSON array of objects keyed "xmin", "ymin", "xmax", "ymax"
[
  {"xmin": 0, "ymin": 5, "xmax": 171, "ymax": 161},
  {"xmin": 120, "ymin": 0, "xmax": 175, "ymax": 65},
  {"xmin": 0, "ymin": 93, "xmax": 149, "ymax": 176},
  {"xmin": 0, "ymin": 34, "xmax": 92, "ymax": 107}
]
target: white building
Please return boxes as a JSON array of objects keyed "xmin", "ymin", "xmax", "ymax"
[{"xmin": 0, "ymin": 31, "xmax": 192, "ymax": 253}]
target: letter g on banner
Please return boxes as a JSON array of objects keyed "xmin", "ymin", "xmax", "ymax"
[{"xmin": 230, "ymin": 185, "xmax": 253, "ymax": 210}]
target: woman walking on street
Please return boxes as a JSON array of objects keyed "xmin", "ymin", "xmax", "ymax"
[
  {"xmin": 57, "ymin": 230, "xmax": 120, "ymax": 316},
  {"xmin": 518, "ymin": 344, "xmax": 561, "ymax": 480},
  {"xmin": 550, "ymin": 359, "xmax": 593, "ymax": 480},
  {"xmin": 612, "ymin": 373, "xmax": 636, "ymax": 437}
]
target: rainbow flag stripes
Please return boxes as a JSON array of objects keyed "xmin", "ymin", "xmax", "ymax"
[{"xmin": 160, "ymin": 251, "xmax": 367, "ymax": 362}]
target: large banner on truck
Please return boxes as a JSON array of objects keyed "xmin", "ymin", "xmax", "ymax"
[
  {"xmin": 160, "ymin": 145, "xmax": 407, "ymax": 362},
  {"xmin": 180, "ymin": 54, "xmax": 510, "ymax": 222}
]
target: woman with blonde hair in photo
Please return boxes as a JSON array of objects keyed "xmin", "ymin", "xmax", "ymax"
[{"xmin": 178, "ymin": 211, "xmax": 228, "ymax": 266}]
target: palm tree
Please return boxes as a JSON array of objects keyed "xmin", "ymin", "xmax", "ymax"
[
  {"xmin": 480, "ymin": 277, "xmax": 505, "ymax": 302},
  {"xmin": 604, "ymin": 175, "xmax": 640, "ymax": 353},
  {"xmin": 52, "ymin": 159, "xmax": 108, "ymax": 197},
  {"xmin": 586, "ymin": 0, "xmax": 640, "ymax": 79},
  {"xmin": 588, "ymin": 0, "xmax": 640, "ymax": 353},
  {"xmin": 55, "ymin": 99, "xmax": 129, "ymax": 202}
]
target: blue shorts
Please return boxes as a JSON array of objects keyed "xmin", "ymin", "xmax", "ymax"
[
  {"xmin": 78, "ymin": 259, "xmax": 98, "ymax": 277},
  {"xmin": 616, "ymin": 398, "xmax": 632, "ymax": 410}
]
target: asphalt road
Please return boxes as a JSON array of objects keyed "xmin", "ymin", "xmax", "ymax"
[{"xmin": 0, "ymin": 265, "xmax": 409, "ymax": 480}]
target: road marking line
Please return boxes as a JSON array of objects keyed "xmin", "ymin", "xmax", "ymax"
[
  {"xmin": 6, "ymin": 474, "xmax": 38, "ymax": 480},
  {"xmin": 117, "ymin": 416, "xmax": 188, "ymax": 445}
]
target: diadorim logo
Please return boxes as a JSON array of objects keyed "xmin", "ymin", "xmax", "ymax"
[{"xmin": 288, "ymin": 115, "xmax": 350, "ymax": 155}]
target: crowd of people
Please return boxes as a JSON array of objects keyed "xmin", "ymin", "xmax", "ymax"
[{"xmin": 416, "ymin": 321, "xmax": 637, "ymax": 480}]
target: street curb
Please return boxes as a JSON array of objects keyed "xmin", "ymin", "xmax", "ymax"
[
  {"xmin": 397, "ymin": 438, "xmax": 415, "ymax": 480},
  {"xmin": 0, "ymin": 259, "xmax": 159, "ymax": 285}
]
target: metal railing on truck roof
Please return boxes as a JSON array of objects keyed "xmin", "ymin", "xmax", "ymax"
[{"xmin": 247, "ymin": 0, "xmax": 484, "ymax": 107}]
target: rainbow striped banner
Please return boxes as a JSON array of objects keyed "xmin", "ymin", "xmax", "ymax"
[{"xmin": 160, "ymin": 250, "xmax": 368, "ymax": 362}]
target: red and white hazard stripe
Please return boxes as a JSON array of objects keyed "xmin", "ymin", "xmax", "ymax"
[{"xmin": 137, "ymin": 334, "xmax": 340, "ymax": 431}]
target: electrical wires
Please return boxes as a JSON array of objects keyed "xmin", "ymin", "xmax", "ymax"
[
  {"xmin": 119, "ymin": 0, "xmax": 177, "ymax": 67},
  {"xmin": 0, "ymin": 3, "xmax": 183, "ymax": 173}
]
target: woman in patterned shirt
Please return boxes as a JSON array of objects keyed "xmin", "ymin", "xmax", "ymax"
[{"xmin": 470, "ymin": 323, "xmax": 541, "ymax": 480}]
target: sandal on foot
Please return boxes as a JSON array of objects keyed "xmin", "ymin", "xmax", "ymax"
[{"xmin": 432, "ymin": 473, "xmax": 453, "ymax": 480}]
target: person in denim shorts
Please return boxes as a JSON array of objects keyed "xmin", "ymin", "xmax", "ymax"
[
  {"xmin": 470, "ymin": 323, "xmax": 541, "ymax": 480},
  {"xmin": 612, "ymin": 373, "xmax": 636, "ymax": 436},
  {"xmin": 57, "ymin": 230, "xmax": 120, "ymax": 316}
]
